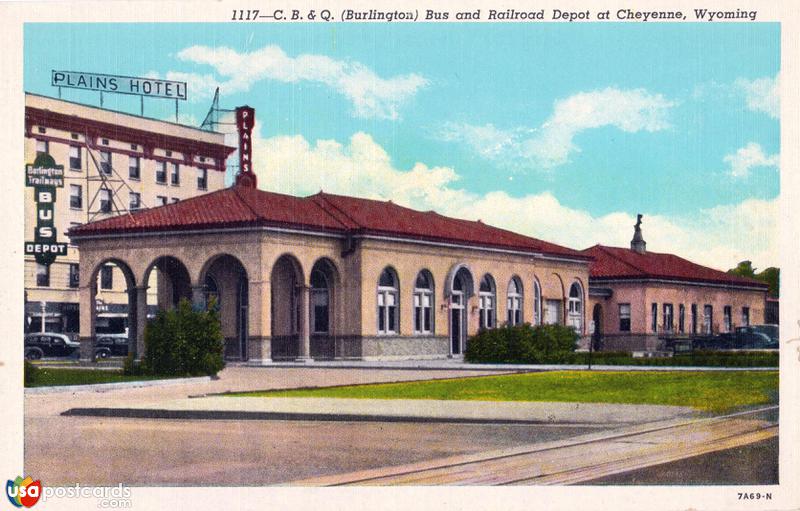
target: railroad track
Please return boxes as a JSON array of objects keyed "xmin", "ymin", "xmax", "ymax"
[{"xmin": 291, "ymin": 406, "xmax": 778, "ymax": 486}]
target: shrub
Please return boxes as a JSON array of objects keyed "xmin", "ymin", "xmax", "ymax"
[
  {"xmin": 465, "ymin": 323, "xmax": 578, "ymax": 364},
  {"xmin": 24, "ymin": 360, "xmax": 39, "ymax": 387},
  {"xmin": 142, "ymin": 298, "xmax": 225, "ymax": 377}
]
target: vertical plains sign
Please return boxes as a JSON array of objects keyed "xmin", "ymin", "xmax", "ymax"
[
  {"xmin": 51, "ymin": 70, "xmax": 187, "ymax": 100},
  {"xmin": 236, "ymin": 106, "xmax": 255, "ymax": 173},
  {"xmin": 25, "ymin": 155, "xmax": 68, "ymax": 265}
]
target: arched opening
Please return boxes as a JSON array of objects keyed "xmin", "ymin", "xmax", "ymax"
[
  {"xmin": 143, "ymin": 256, "xmax": 192, "ymax": 312},
  {"xmin": 377, "ymin": 267, "xmax": 400, "ymax": 335},
  {"xmin": 568, "ymin": 281, "xmax": 584, "ymax": 333},
  {"xmin": 88, "ymin": 259, "xmax": 137, "ymax": 360},
  {"xmin": 592, "ymin": 303, "xmax": 603, "ymax": 351},
  {"xmin": 533, "ymin": 277, "xmax": 542, "ymax": 326},
  {"xmin": 449, "ymin": 266, "xmax": 473, "ymax": 356},
  {"xmin": 310, "ymin": 258, "xmax": 338, "ymax": 359},
  {"xmin": 413, "ymin": 270, "xmax": 434, "ymax": 335},
  {"xmin": 507, "ymin": 276, "xmax": 523, "ymax": 326},
  {"xmin": 269, "ymin": 254, "xmax": 304, "ymax": 360},
  {"xmin": 201, "ymin": 254, "xmax": 250, "ymax": 360},
  {"xmin": 479, "ymin": 274, "xmax": 497, "ymax": 330}
]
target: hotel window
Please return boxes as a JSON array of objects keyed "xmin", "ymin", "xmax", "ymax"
[
  {"xmin": 36, "ymin": 139, "xmax": 48, "ymax": 156},
  {"xmin": 37, "ymin": 127, "xmax": 46, "ymax": 134},
  {"xmin": 619, "ymin": 303, "xmax": 631, "ymax": 332},
  {"xmin": 544, "ymin": 300, "xmax": 562, "ymax": 325},
  {"xmin": 678, "ymin": 304, "xmax": 686, "ymax": 333},
  {"xmin": 691, "ymin": 304, "xmax": 698, "ymax": 334},
  {"xmin": 129, "ymin": 156, "xmax": 140, "ymax": 180},
  {"xmin": 68, "ymin": 264, "xmax": 79, "ymax": 288},
  {"xmin": 69, "ymin": 146, "xmax": 82, "ymax": 170},
  {"xmin": 99, "ymin": 188, "xmax": 112, "ymax": 213},
  {"xmin": 156, "ymin": 196, "xmax": 167, "ymax": 207},
  {"xmin": 413, "ymin": 270, "xmax": 434, "ymax": 334},
  {"xmin": 100, "ymin": 151, "xmax": 112, "ymax": 175},
  {"xmin": 377, "ymin": 267, "xmax": 399, "ymax": 334},
  {"xmin": 723, "ymin": 305, "xmax": 732, "ymax": 332},
  {"xmin": 129, "ymin": 192, "xmax": 141, "ymax": 211},
  {"xmin": 703, "ymin": 304, "xmax": 713, "ymax": 334},
  {"xmin": 533, "ymin": 278, "xmax": 542, "ymax": 325},
  {"xmin": 155, "ymin": 161, "xmax": 167, "ymax": 184},
  {"xmin": 310, "ymin": 269, "xmax": 330, "ymax": 334},
  {"xmin": 170, "ymin": 163, "xmax": 180, "ymax": 185},
  {"xmin": 171, "ymin": 198, "xmax": 180, "ymax": 204},
  {"xmin": 663, "ymin": 303, "xmax": 674, "ymax": 333},
  {"xmin": 651, "ymin": 303, "xmax": 658, "ymax": 333},
  {"xmin": 479, "ymin": 274, "xmax": 496, "ymax": 329},
  {"xmin": 742, "ymin": 307, "xmax": 750, "ymax": 327},
  {"xmin": 197, "ymin": 168, "xmax": 208, "ymax": 190},
  {"xmin": 100, "ymin": 265, "xmax": 113, "ymax": 290},
  {"xmin": 36, "ymin": 263, "xmax": 50, "ymax": 287},
  {"xmin": 101, "ymin": 138, "xmax": 109, "ymax": 146},
  {"xmin": 567, "ymin": 282, "xmax": 583, "ymax": 332},
  {"xmin": 506, "ymin": 277, "xmax": 523, "ymax": 325},
  {"xmin": 69, "ymin": 184, "xmax": 82, "ymax": 209}
]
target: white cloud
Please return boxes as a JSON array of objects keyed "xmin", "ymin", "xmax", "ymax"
[
  {"xmin": 736, "ymin": 74, "xmax": 779, "ymax": 119},
  {"xmin": 439, "ymin": 87, "xmax": 674, "ymax": 169},
  {"xmin": 252, "ymin": 129, "xmax": 777, "ymax": 269},
  {"xmin": 161, "ymin": 45, "xmax": 427, "ymax": 120},
  {"xmin": 724, "ymin": 142, "xmax": 779, "ymax": 178}
]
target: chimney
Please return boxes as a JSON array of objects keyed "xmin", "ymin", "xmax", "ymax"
[{"xmin": 631, "ymin": 214, "xmax": 646, "ymax": 254}]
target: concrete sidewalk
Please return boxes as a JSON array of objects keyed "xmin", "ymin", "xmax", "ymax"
[{"xmin": 62, "ymin": 396, "xmax": 696, "ymax": 425}]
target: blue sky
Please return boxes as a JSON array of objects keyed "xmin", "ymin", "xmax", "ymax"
[{"xmin": 24, "ymin": 23, "xmax": 780, "ymax": 268}]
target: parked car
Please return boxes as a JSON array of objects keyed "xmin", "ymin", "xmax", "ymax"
[
  {"xmin": 94, "ymin": 334, "xmax": 130, "ymax": 359},
  {"xmin": 24, "ymin": 333, "xmax": 80, "ymax": 360},
  {"xmin": 691, "ymin": 324, "xmax": 778, "ymax": 351}
]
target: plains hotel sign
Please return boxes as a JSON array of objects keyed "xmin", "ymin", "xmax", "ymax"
[{"xmin": 51, "ymin": 70, "xmax": 187, "ymax": 100}]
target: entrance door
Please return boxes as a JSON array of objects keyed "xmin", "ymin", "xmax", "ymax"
[{"xmin": 450, "ymin": 292, "xmax": 464, "ymax": 355}]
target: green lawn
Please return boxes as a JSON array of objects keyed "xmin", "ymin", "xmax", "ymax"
[
  {"xmin": 230, "ymin": 371, "xmax": 778, "ymax": 412},
  {"xmin": 26, "ymin": 368, "xmax": 175, "ymax": 387}
]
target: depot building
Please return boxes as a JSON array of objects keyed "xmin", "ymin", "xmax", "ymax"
[{"xmin": 68, "ymin": 177, "xmax": 592, "ymax": 362}]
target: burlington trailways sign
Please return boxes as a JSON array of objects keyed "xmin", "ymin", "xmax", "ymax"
[{"xmin": 25, "ymin": 153, "xmax": 68, "ymax": 265}]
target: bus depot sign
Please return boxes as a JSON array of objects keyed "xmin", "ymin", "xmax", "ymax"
[
  {"xmin": 52, "ymin": 70, "xmax": 187, "ymax": 100},
  {"xmin": 25, "ymin": 158, "xmax": 68, "ymax": 265}
]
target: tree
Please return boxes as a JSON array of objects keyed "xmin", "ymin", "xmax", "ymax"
[
  {"xmin": 728, "ymin": 260, "xmax": 756, "ymax": 278},
  {"xmin": 728, "ymin": 261, "xmax": 779, "ymax": 298}
]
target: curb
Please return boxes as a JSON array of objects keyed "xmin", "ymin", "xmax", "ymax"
[
  {"xmin": 245, "ymin": 362, "xmax": 777, "ymax": 372},
  {"xmin": 25, "ymin": 376, "xmax": 212, "ymax": 394}
]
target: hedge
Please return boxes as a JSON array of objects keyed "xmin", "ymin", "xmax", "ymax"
[{"xmin": 465, "ymin": 323, "xmax": 578, "ymax": 364}]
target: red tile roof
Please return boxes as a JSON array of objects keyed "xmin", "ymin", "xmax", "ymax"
[
  {"xmin": 69, "ymin": 184, "xmax": 590, "ymax": 260},
  {"xmin": 582, "ymin": 245, "xmax": 768, "ymax": 289}
]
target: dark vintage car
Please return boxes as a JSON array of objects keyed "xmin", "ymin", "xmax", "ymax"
[
  {"xmin": 690, "ymin": 324, "xmax": 778, "ymax": 350},
  {"xmin": 24, "ymin": 333, "xmax": 81, "ymax": 360},
  {"xmin": 94, "ymin": 335, "xmax": 130, "ymax": 359}
]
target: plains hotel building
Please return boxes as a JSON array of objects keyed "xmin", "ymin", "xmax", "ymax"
[{"xmin": 24, "ymin": 93, "xmax": 235, "ymax": 335}]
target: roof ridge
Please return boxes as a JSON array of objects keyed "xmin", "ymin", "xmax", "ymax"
[
  {"xmin": 231, "ymin": 185, "xmax": 266, "ymax": 222},
  {"xmin": 309, "ymin": 193, "xmax": 358, "ymax": 230},
  {"xmin": 595, "ymin": 245, "xmax": 647, "ymax": 276}
]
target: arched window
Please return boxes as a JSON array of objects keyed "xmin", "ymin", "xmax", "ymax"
[
  {"xmin": 568, "ymin": 282, "xmax": 583, "ymax": 332},
  {"xmin": 413, "ymin": 271, "xmax": 434, "ymax": 334},
  {"xmin": 310, "ymin": 269, "xmax": 329, "ymax": 334},
  {"xmin": 533, "ymin": 277, "xmax": 542, "ymax": 325},
  {"xmin": 377, "ymin": 268, "xmax": 399, "ymax": 334},
  {"xmin": 479, "ymin": 274, "xmax": 496, "ymax": 329},
  {"xmin": 507, "ymin": 277, "xmax": 523, "ymax": 325}
]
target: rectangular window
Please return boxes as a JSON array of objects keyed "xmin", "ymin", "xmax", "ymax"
[
  {"xmin": 155, "ymin": 161, "xmax": 167, "ymax": 184},
  {"xmin": 100, "ymin": 265, "xmax": 113, "ymax": 290},
  {"xmin": 691, "ymin": 304, "xmax": 698, "ymax": 334},
  {"xmin": 479, "ymin": 295, "xmax": 495, "ymax": 329},
  {"xmin": 618, "ymin": 303, "xmax": 631, "ymax": 332},
  {"xmin": 129, "ymin": 192, "xmax": 141, "ymax": 211},
  {"xmin": 414, "ymin": 292, "xmax": 433, "ymax": 334},
  {"xmin": 742, "ymin": 307, "xmax": 750, "ymax": 327},
  {"xmin": 544, "ymin": 300, "xmax": 562, "ymax": 325},
  {"xmin": 128, "ymin": 156, "xmax": 140, "ymax": 180},
  {"xmin": 678, "ymin": 304, "xmax": 685, "ymax": 333},
  {"xmin": 197, "ymin": 168, "xmax": 208, "ymax": 190},
  {"xmin": 69, "ymin": 146, "xmax": 81, "ymax": 170},
  {"xmin": 377, "ymin": 291, "xmax": 398, "ymax": 334},
  {"xmin": 99, "ymin": 189, "xmax": 111, "ymax": 213},
  {"xmin": 36, "ymin": 263, "xmax": 50, "ymax": 287},
  {"xmin": 703, "ymin": 305, "xmax": 713, "ymax": 334},
  {"xmin": 100, "ymin": 151, "xmax": 112, "ymax": 175},
  {"xmin": 724, "ymin": 305, "xmax": 732, "ymax": 332},
  {"xmin": 170, "ymin": 163, "xmax": 180, "ymax": 185},
  {"xmin": 69, "ymin": 184, "xmax": 82, "ymax": 209},
  {"xmin": 663, "ymin": 303, "xmax": 674, "ymax": 333},
  {"xmin": 68, "ymin": 264, "xmax": 79, "ymax": 288},
  {"xmin": 36, "ymin": 139, "xmax": 48, "ymax": 155},
  {"xmin": 651, "ymin": 303, "xmax": 658, "ymax": 333},
  {"xmin": 311, "ymin": 290, "xmax": 329, "ymax": 334},
  {"xmin": 156, "ymin": 196, "xmax": 167, "ymax": 207}
]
